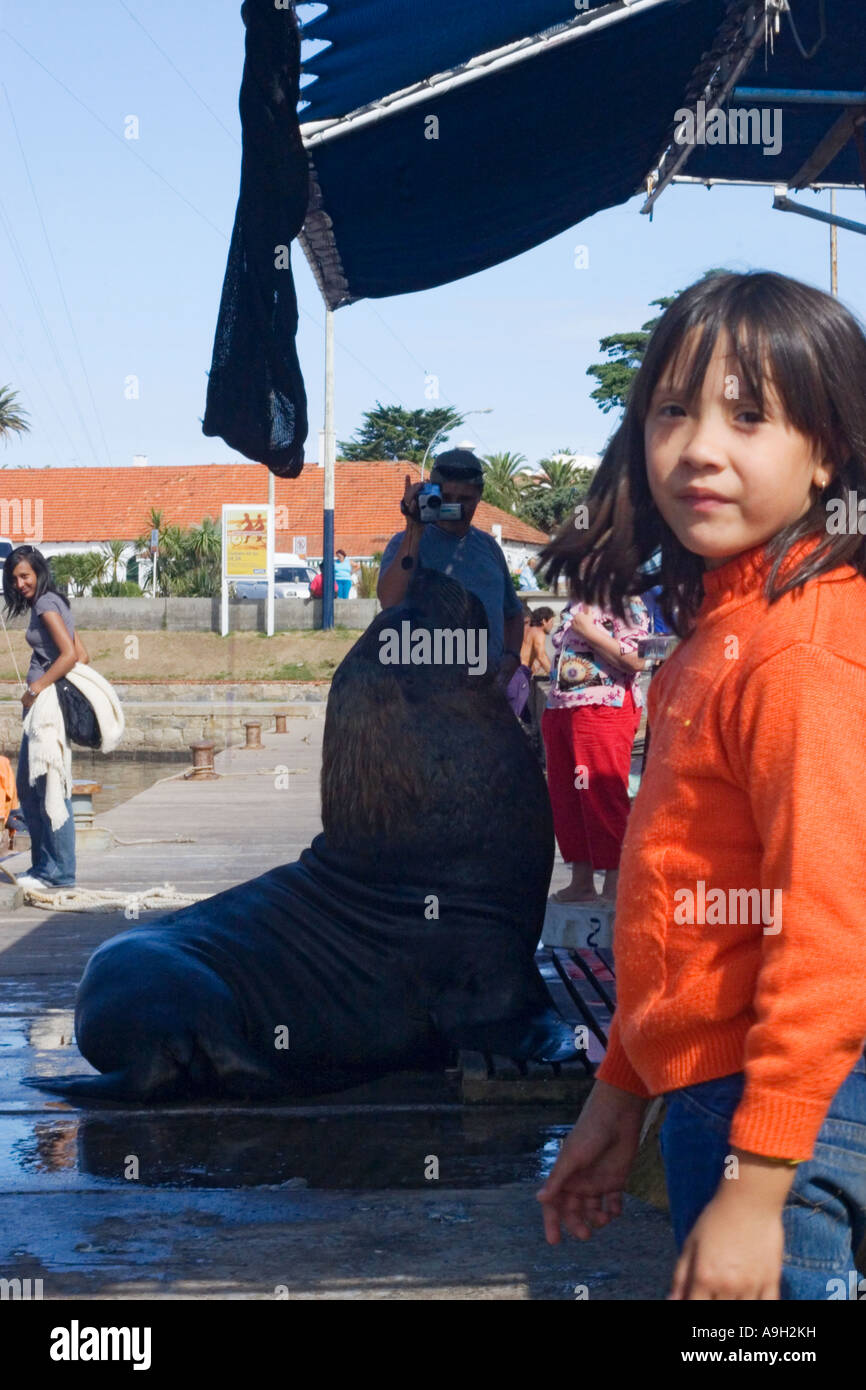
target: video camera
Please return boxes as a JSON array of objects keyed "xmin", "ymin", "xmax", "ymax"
[{"xmin": 416, "ymin": 482, "xmax": 463, "ymax": 523}]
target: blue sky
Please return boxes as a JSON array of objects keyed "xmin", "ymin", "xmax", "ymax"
[{"xmin": 1, "ymin": 0, "xmax": 864, "ymax": 476}]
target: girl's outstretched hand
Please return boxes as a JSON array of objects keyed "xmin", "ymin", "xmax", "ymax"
[
  {"xmin": 537, "ymin": 1080, "xmax": 648, "ymax": 1244},
  {"xmin": 669, "ymin": 1192, "xmax": 784, "ymax": 1300}
]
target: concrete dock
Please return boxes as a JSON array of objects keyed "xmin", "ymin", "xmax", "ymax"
[{"xmin": 0, "ymin": 717, "xmax": 674, "ymax": 1300}]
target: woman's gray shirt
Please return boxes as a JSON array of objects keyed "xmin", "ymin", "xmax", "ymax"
[{"xmin": 26, "ymin": 592, "xmax": 75, "ymax": 686}]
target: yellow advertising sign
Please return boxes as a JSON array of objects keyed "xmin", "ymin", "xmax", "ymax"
[{"xmin": 224, "ymin": 506, "xmax": 269, "ymax": 577}]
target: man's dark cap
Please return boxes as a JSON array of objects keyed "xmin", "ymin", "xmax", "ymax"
[{"xmin": 430, "ymin": 448, "xmax": 484, "ymax": 487}]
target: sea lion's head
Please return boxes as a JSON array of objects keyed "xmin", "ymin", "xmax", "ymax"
[{"xmin": 321, "ymin": 569, "xmax": 504, "ymax": 852}]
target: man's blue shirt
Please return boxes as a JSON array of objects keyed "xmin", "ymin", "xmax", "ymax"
[{"xmin": 380, "ymin": 524, "xmax": 522, "ymax": 664}]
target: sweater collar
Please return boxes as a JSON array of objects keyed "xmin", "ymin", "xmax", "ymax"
[{"xmin": 698, "ymin": 532, "xmax": 824, "ymax": 615}]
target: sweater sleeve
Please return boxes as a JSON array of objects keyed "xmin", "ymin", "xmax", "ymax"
[
  {"xmin": 595, "ymin": 1011, "xmax": 652, "ymax": 1097},
  {"xmin": 728, "ymin": 643, "xmax": 866, "ymax": 1158}
]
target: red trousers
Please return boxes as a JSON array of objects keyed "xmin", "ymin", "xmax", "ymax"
[{"xmin": 542, "ymin": 691, "xmax": 641, "ymax": 870}]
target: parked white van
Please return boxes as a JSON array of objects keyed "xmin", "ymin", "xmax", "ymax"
[{"xmin": 232, "ymin": 552, "xmax": 316, "ymax": 600}]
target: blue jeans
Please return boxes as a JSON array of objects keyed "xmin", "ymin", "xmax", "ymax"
[
  {"xmin": 16, "ymin": 732, "xmax": 76, "ymax": 886},
  {"xmin": 660, "ymin": 1055, "xmax": 866, "ymax": 1299}
]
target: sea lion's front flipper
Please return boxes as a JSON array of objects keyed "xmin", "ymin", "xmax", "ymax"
[{"xmin": 450, "ymin": 1008, "xmax": 581, "ymax": 1066}]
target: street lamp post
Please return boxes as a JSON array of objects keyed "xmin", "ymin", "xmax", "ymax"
[{"xmin": 419, "ymin": 408, "xmax": 493, "ymax": 480}]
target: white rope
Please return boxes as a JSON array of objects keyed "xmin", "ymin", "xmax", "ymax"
[
  {"xmin": 22, "ymin": 881, "xmax": 213, "ymax": 914},
  {"xmin": 107, "ymin": 832, "xmax": 196, "ymax": 847},
  {"xmin": 0, "ymin": 604, "xmax": 26, "ymax": 690}
]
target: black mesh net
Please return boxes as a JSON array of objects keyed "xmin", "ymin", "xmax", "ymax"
[{"xmin": 202, "ymin": 0, "xmax": 309, "ymax": 478}]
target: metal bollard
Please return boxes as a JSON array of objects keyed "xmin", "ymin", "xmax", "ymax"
[
  {"xmin": 71, "ymin": 782, "xmax": 101, "ymax": 828},
  {"xmin": 187, "ymin": 740, "xmax": 218, "ymax": 780},
  {"xmin": 243, "ymin": 721, "xmax": 263, "ymax": 750},
  {"xmin": 274, "ymin": 711, "xmax": 288, "ymax": 734}
]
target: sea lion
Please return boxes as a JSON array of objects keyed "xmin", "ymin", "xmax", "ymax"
[{"xmin": 32, "ymin": 570, "xmax": 576, "ymax": 1101}]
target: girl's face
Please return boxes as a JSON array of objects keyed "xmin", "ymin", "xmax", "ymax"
[
  {"xmin": 13, "ymin": 561, "xmax": 37, "ymax": 602},
  {"xmin": 644, "ymin": 332, "xmax": 833, "ymax": 570}
]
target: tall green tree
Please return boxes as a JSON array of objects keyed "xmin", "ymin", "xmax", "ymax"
[
  {"xmin": 0, "ymin": 386, "xmax": 29, "ymax": 447},
  {"xmin": 338, "ymin": 403, "xmax": 464, "ymax": 465},
  {"xmin": 481, "ymin": 451, "xmax": 528, "ymax": 512},
  {"xmin": 518, "ymin": 476, "xmax": 595, "ymax": 534},
  {"xmin": 586, "ymin": 269, "xmax": 733, "ymax": 414}
]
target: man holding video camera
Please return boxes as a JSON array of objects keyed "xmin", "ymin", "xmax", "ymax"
[{"xmin": 377, "ymin": 448, "xmax": 525, "ymax": 679}]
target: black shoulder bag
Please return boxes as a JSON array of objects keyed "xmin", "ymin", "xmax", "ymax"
[{"xmin": 55, "ymin": 678, "xmax": 101, "ymax": 749}]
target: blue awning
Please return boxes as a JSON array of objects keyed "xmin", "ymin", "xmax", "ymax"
[
  {"xmin": 204, "ymin": 1, "xmax": 866, "ymax": 473},
  {"xmin": 299, "ymin": 0, "xmax": 866, "ymax": 307},
  {"xmin": 298, "ymin": 0, "xmax": 609, "ymax": 120},
  {"xmin": 299, "ymin": 0, "xmax": 734, "ymax": 306}
]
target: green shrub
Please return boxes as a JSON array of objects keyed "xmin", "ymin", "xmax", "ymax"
[
  {"xmin": 355, "ymin": 562, "xmax": 379, "ymax": 599},
  {"xmin": 91, "ymin": 580, "xmax": 144, "ymax": 598}
]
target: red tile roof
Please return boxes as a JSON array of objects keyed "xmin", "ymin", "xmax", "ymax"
[{"xmin": 2, "ymin": 462, "xmax": 549, "ymax": 554}]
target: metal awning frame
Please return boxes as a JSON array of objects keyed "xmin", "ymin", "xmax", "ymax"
[
  {"xmin": 642, "ymin": 2, "xmax": 866, "ymax": 235},
  {"xmin": 298, "ymin": 0, "xmax": 678, "ymax": 310},
  {"xmin": 298, "ymin": 0, "xmax": 671, "ymax": 145},
  {"xmin": 641, "ymin": 0, "xmax": 772, "ymax": 214}
]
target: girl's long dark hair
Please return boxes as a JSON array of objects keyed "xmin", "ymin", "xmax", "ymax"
[
  {"xmin": 542, "ymin": 271, "xmax": 866, "ymax": 637},
  {"xmin": 2, "ymin": 547, "xmax": 68, "ymax": 618}
]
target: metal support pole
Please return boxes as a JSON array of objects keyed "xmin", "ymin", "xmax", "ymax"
[
  {"xmin": 266, "ymin": 469, "xmax": 275, "ymax": 637},
  {"xmin": 732, "ymin": 88, "xmax": 866, "ymax": 105},
  {"xmin": 831, "ymin": 189, "xmax": 838, "ymax": 296},
  {"xmin": 322, "ymin": 307, "xmax": 335, "ymax": 631},
  {"xmin": 772, "ymin": 192, "xmax": 866, "ymax": 237}
]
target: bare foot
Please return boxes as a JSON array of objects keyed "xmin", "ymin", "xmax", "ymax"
[{"xmin": 552, "ymin": 886, "xmax": 599, "ymax": 904}]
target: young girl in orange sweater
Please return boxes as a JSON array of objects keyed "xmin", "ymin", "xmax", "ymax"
[{"xmin": 537, "ymin": 270, "xmax": 866, "ymax": 1301}]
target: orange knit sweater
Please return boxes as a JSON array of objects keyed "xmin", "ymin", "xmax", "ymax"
[{"xmin": 596, "ymin": 536, "xmax": 866, "ymax": 1158}]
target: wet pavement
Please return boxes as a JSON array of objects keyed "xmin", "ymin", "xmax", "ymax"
[{"xmin": 0, "ymin": 719, "xmax": 675, "ymax": 1299}]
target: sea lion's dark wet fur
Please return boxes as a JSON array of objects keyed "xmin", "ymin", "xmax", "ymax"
[{"xmin": 31, "ymin": 570, "xmax": 575, "ymax": 1102}]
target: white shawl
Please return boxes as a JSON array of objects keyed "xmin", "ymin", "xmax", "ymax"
[
  {"xmin": 22, "ymin": 683, "xmax": 72, "ymax": 830},
  {"xmin": 22, "ymin": 663, "xmax": 125, "ymax": 829}
]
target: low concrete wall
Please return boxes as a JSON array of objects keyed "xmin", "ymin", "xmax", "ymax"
[
  {"xmin": 1, "ymin": 598, "xmax": 378, "ymax": 632},
  {"xmin": 0, "ymin": 700, "xmax": 325, "ymax": 757},
  {"xmin": 3, "ymin": 592, "xmax": 559, "ymax": 631},
  {"xmin": 0, "ymin": 682, "xmax": 329, "ymax": 756}
]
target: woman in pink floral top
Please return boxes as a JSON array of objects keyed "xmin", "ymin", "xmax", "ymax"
[{"xmin": 543, "ymin": 596, "xmax": 650, "ymax": 904}]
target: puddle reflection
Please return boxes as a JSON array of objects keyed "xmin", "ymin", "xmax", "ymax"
[{"xmin": 0, "ymin": 1110, "xmax": 575, "ymax": 1190}]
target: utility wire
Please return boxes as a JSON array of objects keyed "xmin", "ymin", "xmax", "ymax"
[
  {"xmin": 0, "ymin": 193, "xmax": 103, "ymax": 468},
  {"xmin": 0, "ymin": 29, "xmax": 228, "ymax": 240},
  {"xmin": 3, "ymin": 85, "xmax": 113, "ymax": 468},
  {"xmin": 0, "ymin": 295, "xmax": 83, "ymax": 464},
  {"xmin": 114, "ymin": 0, "xmax": 240, "ymax": 148},
  {"xmin": 0, "ymin": 28, "xmax": 465, "ymax": 459},
  {"xmin": 361, "ymin": 301, "xmax": 492, "ymax": 452},
  {"xmin": 0, "ymin": 313, "xmax": 68, "ymax": 468}
]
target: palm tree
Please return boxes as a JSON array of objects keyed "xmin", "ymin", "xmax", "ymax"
[
  {"xmin": 101, "ymin": 539, "xmax": 128, "ymax": 582},
  {"xmin": 133, "ymin": 508, "xmax": 165, "ymax": 585},
  {"xmin": 481, "ymin": 451, "xmax": 529, "ymax": 512},
  {"xmin": 0, "ymin": 386, "xmax": 29, "ymax": 448},
  {"xmin": 189, "ymin": 514, "xmax": 221, "ymax": 565},
  {"xmin": 82, "ymin": 550, "xmax": 110, "ymax": 588},
  {"xmin": 531, "ymin": 451, "xmax": 580, "ymax": 492}
]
